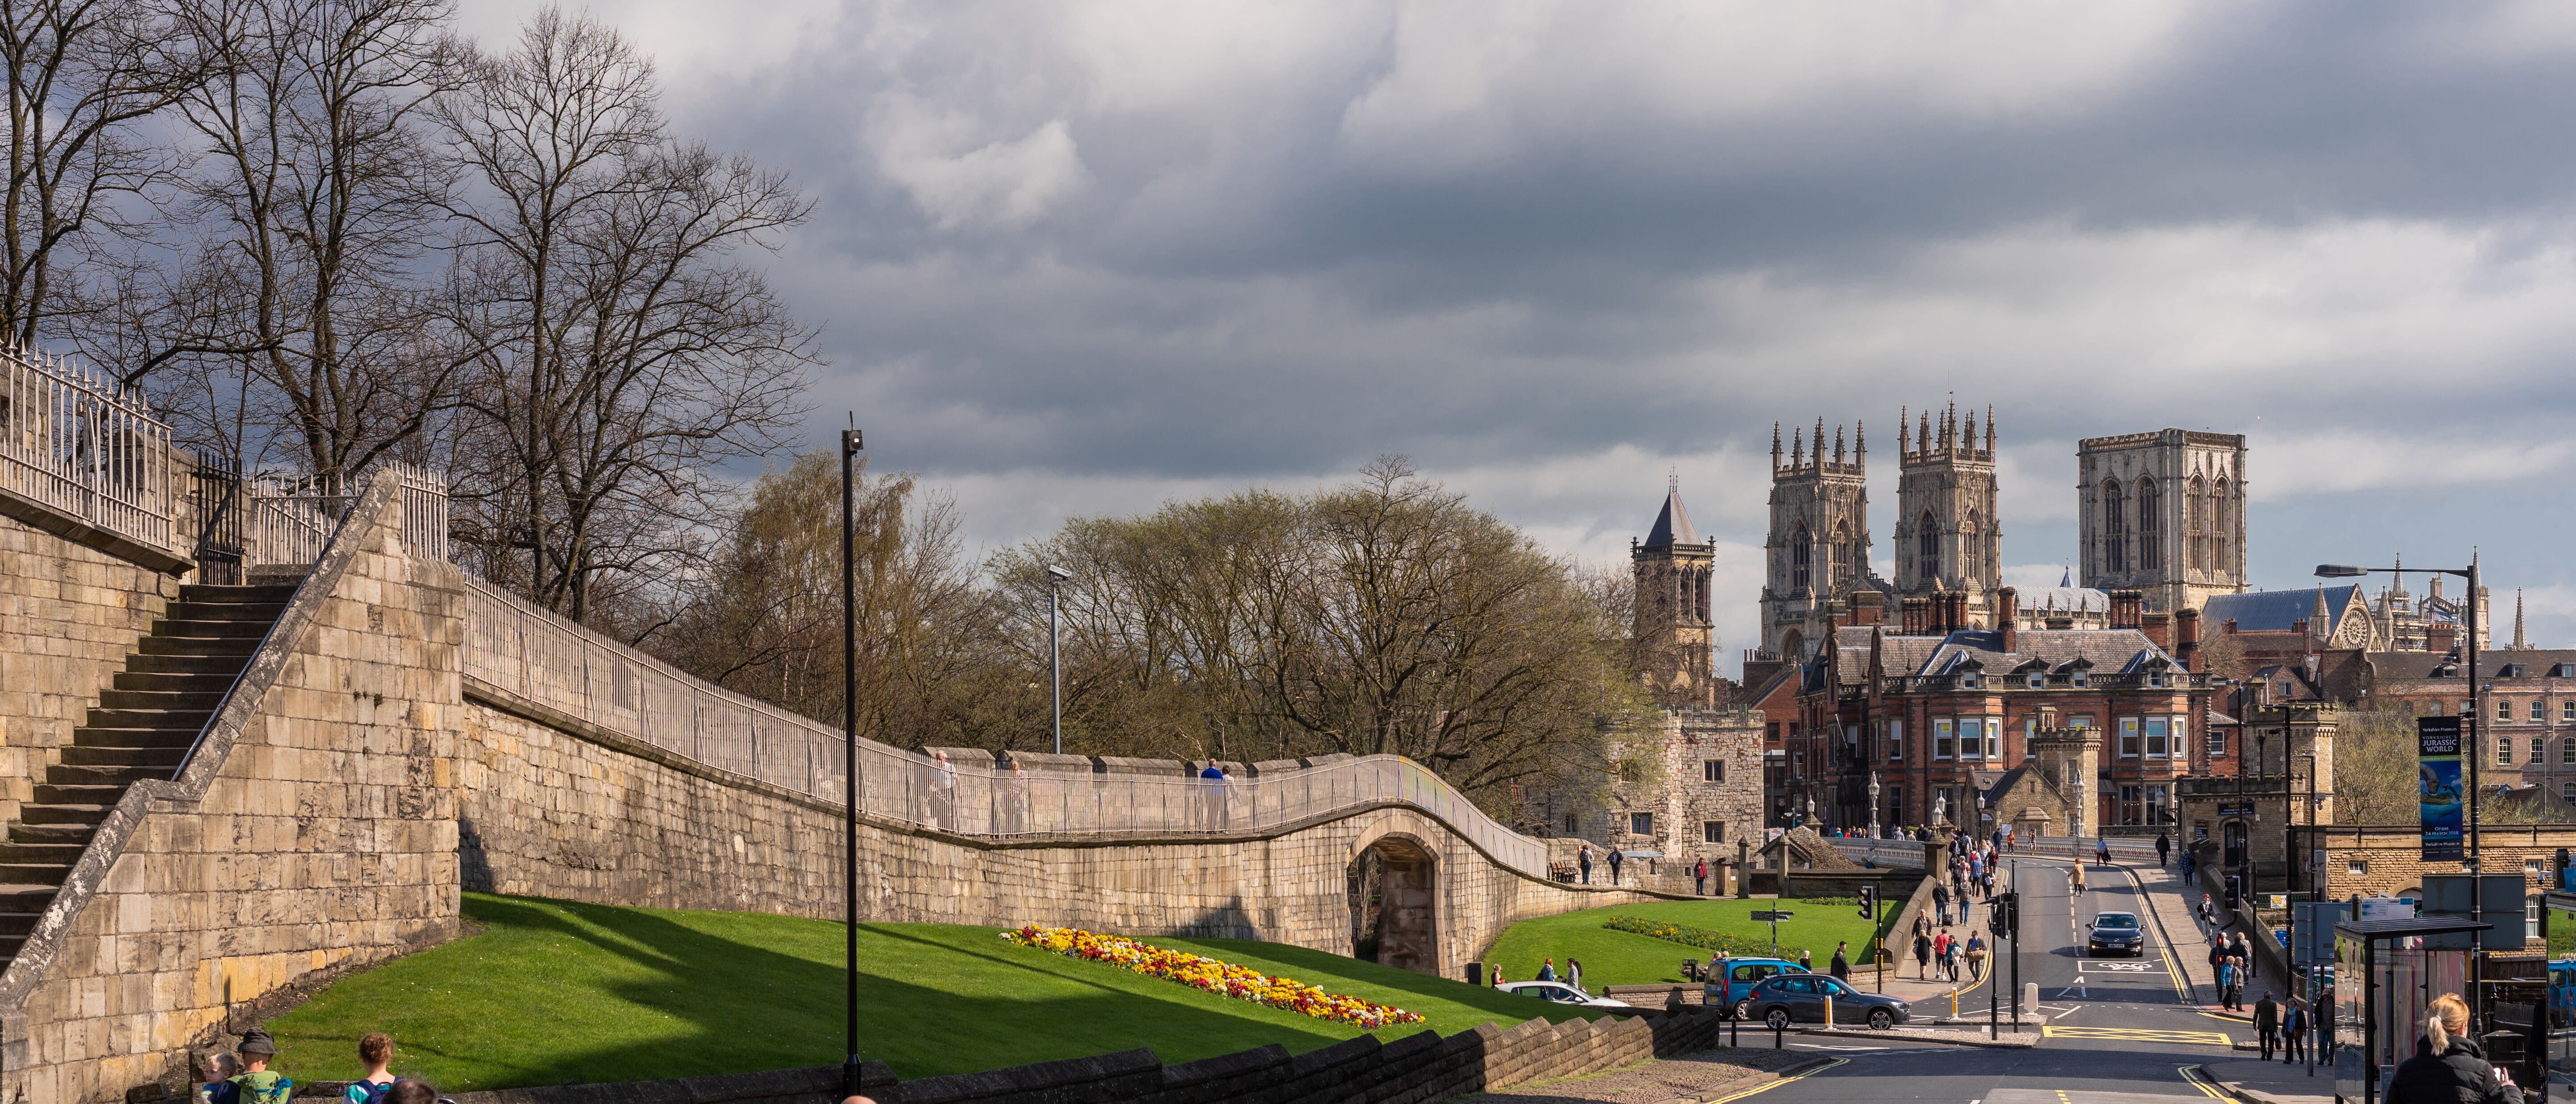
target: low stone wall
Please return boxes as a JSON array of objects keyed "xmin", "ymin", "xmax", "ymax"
[{"xmin": 442, "ymin": 1008, "xmax": 1734, "ymax": 1104}]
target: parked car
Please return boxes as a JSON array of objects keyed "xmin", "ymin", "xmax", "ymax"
[
  {"xmin": 1496, "ymin": 981, "xmax": 1631, "ymax": 1008},
  {"xmin": 1700, "ymin": 957, "xmax": 1810, "ymax": 1018},
  {"xmin": 2088, "ymin": 910, "xmax": 2147, "ymax": 957},
  {"xmin": 1742, "ymin": 973, "xmax": 1910, "ymax": 1030}
]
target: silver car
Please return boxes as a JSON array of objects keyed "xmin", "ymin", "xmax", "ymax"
[{"xmin": 1496, "ymin": 981, "xmax": 1632, "ymax": 1008}]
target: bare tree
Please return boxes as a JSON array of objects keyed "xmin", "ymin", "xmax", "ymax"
[
  {"xmin": 0, "ymin": 0, "xmax": 213, "ymax": 350},
  {"xmin": 441, "ymin": 7, "xmax": 815, "ymax": 621},
  {"xmin": 2332, "ymin": 702, "xmax": 2419, "ymax": 826}
]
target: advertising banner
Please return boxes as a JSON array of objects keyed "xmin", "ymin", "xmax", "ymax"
[{"xmin": 2418, "ymin": 715, "xmax": 2465, "ymax": 863}]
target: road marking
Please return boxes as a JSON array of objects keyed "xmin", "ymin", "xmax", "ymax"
[
  {"xmin": 1703, "ymin": 1056, "xmax": 1847, "ymax": 1103},
  {"xmin": 2043, "ymin": 1025, "xmax": 2237, "ymax": 1046},
  {"xmin": 2178, "ymin": 1065, "xmax": 2230, "ymax": 1099},
  {"xmin": 2078, "ymin": 961, "xmax": 2158, "ymax": 972}
]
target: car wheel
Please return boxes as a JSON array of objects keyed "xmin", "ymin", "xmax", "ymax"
[
  {"xmin": 1870, "ymin": 1009, "xmax": 1893, "ymax": 1031},
  {"xmin": 1735, "ymin": 997, "xmax": 1755, "ymax": 1021},
  {"xmin": 1765, "ymin": 1007, "xmax": 1791, "ymax": 1031}
]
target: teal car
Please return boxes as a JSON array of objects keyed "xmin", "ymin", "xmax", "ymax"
[{"xmin": 1701, "ymin": 957, "xmax": 1811, "ymax": 1018}]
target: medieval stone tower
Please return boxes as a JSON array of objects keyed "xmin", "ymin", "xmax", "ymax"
[
  {"xmin": 1760, "ymin": 419, "xmax": 1870, "ymax": 659},
  {"xmin": 2077, "ymin": 428, "xmax": 2248, "ymax": 614},
  {"xmin": 1893, "ymin": 402, "xmax": 2002, "ymax": 628},
  {"xmin": 1633, "ymin": 476, "xmax": 1717, "ymax": 706}
]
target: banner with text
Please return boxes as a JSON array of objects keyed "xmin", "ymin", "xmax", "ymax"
[{"xmin": 2418, "ymin": 715, "xmax": 2465, "ymax": 862}]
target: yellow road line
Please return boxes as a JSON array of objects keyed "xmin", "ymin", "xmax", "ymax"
[
  {"xmin": 2178, "ymin": 1065, "xmax": 2230, "ymax": 1099},
  {"xmin": 1704, "ymin": 1056, "xmax": 1848, "ymax": 1103},
  {"xmin": 2043, "ymin": 1025, "xmax": 2237, "ymax": 1045}
]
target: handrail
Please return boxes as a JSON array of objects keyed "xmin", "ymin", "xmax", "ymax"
[
  {"xmin": 0, "ymin": 342, "xmax": 180, "ymax": 552},
  {"xmin": 453, "ymin": 575, "xmax": 1555, "ymax": 878}
]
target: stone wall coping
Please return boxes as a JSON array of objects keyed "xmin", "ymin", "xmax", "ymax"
[
  {"xmin": 0, "ymin": 468, "xmax": 400, "ymax": 1026},
  {"xmin": 0, "ymin": 477, "xmax": 193, "ymax": 575}
]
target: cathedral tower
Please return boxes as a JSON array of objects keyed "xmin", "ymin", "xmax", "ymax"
[
  {"xmin": 1760, "ymin": 418, "xmax": 1872, "ymax": 659},
  {"xmin": 1894, "ymin": 402, "xmax": 2002, "ymax": 628},
  {"xmin": 1633, "ymin": 474, "xmax": 1716, "ymax": 706},
  {"xmin": 2077, "ymin": 428, "xmax": 2248, "ymax": 614}
]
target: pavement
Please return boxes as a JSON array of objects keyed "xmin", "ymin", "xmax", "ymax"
[
  {"xmin": 2198, "ymin": 1057, "xmax": 2336, "ymax": 1104},
  {"xmin": 1447, "ymin": 1047, "xmax": 1829, "ymax": 1103}
]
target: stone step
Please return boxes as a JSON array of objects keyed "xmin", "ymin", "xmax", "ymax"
[
  {"xmin": 18, "ymin": 804, "xmax": 109, "ymax": 827},
  {"xmin": 0, "ymin": 886, "xmax": 61, "ymax": 913},
  {"xmin": 124, "ymin": 654, "xmax": 251, "ymax": 676},
  {"xmin": 70, "ymin": 727, "xmax": 198, "ymax": 750},
  {"xmin": 0, "ymin": 841, "xmax": 83, "ymax": 865},
  {"xmin": 59, "ymin": 745, "xmax": 186, "ymax": 769},
  {"xmin": 0, "ymin": 911, "xmax": 43, "ymax": 937},
  {"xmin": 8, "ymin": 822, "xmax": 92, "ymax": 846},
  {"xmin": 137, "ymin": 635, "xmax": 258, "ymax": 657},
  {"xmin": 166, "ymin": 600, "xmax": 287, "ymax": 622},
  {"xmin": 32, "ymin": 784, "xmax": 123, "ymax": 807},
  {"xmin": 150, "ymin": 619, "xmax": 272, "ymax": 639},
  {"xmin": 110, "ymin": 670, "xmax": 236, "ymax": 693},
  {"xmin": 82, "ymin": 708, "xmax": 212, "ymax": 731},
  {"xmin": 0, "ymin": 865, "xmax": 68, "ymax": 888},
  {"xmin": 178, "ymin": 583, "xmax": 299, "ymax": 603},
  {"xmin": 45, "ymin": 762, "xmax": 160, "ymax": 787},
  {"xmin": 99, "ymin": 688, "xmax": 226, "ymax": 712}
]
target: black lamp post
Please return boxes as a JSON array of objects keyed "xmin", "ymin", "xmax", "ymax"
[
  {"xmin": 2317, "ymin": 559, "xmax": 2481, "ymax": 871},
  {"xmin": 839, "ymin": 420, "xmax": 864, "ymax": 1096}
]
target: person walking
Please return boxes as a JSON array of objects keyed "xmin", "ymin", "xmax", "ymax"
[
  {"xmin": 1608, "ymin": 849, "xmax": 1624, "ymax": 886},
  {"xmin": 1965, "ymin": 931, "xmax": 1987, "ymax": 981},
  {"xmin": 2071, "ymin": 862, "xmax": 2087, "ymax": 897},
  {"xmin": 1568, "ymin": 959, "xmax": 1584, "ymax": 992},
  {"xmin": 1695, "ymin": 856, "xmax": 1710, "ymax": 896},
  {"xmin": 1798, "ymin": 948, "xmax": 1813, "ymax": 972},
  {"xmin": 2255, "ymin": 992, "xmax": 2280, "ymax": 1059},
  {"xmin": 1831, "ymin": 941, "xmax": 1851, "ymax": 981},
  {"xmin": 2216, "ymin": 958, "xmax": 2237, "ymax": 1012},
  {"xmin": 2096, "ymin": 836, "xmax": 2114, "ymax": 866},
  {"xmin": 1914, "ymin": 929, "xmax": 1933, "ymax": 980},
  {"xmin": 1579, "ymin": 845, "xmax": 1593, "ymax": 885},
  {"xmin": 1940, "ymin": 930, "xmax": 1961, "ymax": 981},
  {"xmin": 2318, "ymin": 988, "xmax": 2337, "ymax": 1062},
  {"xmin": 2156, "ymin": 831, "xmax": 2172, "ymax": 868},
  {"xmin": 2386, "ymin": 993, "xmax": 2522, "ymax": 1104},
  {"xmin": 2284, "ymin": 997, "xmax": 2309, "ymax": 1065},
  {"xmin": 1934, "ymin": 879, "xmax": 1952, "ymax": 925},
  {"xmin": 1538, "ymin": 957, "xmax": 1557, "ymax": 982}
]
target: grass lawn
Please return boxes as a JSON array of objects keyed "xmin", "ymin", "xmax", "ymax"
[
  {"xmin": 262, "ymin": 893, "xmax": 1606, "ymax": 1093},
  {"xmin": 1481, "ymin": 898, "xmax": 1895, "ymax": 989}
]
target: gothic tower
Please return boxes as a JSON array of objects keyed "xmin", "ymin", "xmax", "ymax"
[
  {"xmin": 2076, "ymin": 428, "xmax": 2249, "ymax": 614},
  {"xmin": 1893, "ymin": 401, "xmax": 2002, "ymax": 628},
  {"xmin": 1633, "ymin": 474, "xmax": 1716, "ymax": 706},
  {"xmin": 1760, "ymin": 418, "xmax": 1871, "ymax": 659}
]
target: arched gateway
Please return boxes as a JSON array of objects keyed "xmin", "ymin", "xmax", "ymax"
[{"xmin": 1349, "ymin": 827, "xmax": 1440, "ymax": 973}]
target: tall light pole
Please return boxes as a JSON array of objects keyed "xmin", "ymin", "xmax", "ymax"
[
  {"xmin": 1047, "ymin": 565, "xmax": 1072, "ymax": 755},
  {"xmin": 2319, "ymin": 558, "xmax": 2481, "ymax": 871},
  {"xmin": 838, "ymin": 420, "xmax": 863, "ymax": 1097},
  {"xmin": 1868, "ymin": 771, "xmax": 1882, "ymax": 839}
]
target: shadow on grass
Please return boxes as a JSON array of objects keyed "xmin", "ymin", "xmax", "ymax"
[{"xmin": 268, "ymin": 895, "xmax": 1362, "ymax": 1092}]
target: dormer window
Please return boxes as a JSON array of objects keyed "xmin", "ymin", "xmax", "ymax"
[
  {"xmin": 1961, "ymin": 672, "xmax": 1980, "ymax": 689},
  {"xmin": 2028, "ymin": 673, "xmax": 2045, "ymax": 689},
  {"xmin": 2148, "ymin": 671, "xmax": 2166, "ymax": 688},
  {"xmin": 2072, "ymin": 671, "xmax": 2090, "ymax": 688}
]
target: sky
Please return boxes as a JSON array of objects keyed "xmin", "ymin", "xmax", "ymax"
[{"xmin": 459, "ymin": 0, "xmax": 2576, "ymax": 672}]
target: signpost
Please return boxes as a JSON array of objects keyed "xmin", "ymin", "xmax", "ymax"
[{"xmin": 1750, "ymin": 910, "xmax": 1795, "ymax": 956}]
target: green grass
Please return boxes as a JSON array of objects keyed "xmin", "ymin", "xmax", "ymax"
[
  {"xmin": 262, "ymin": 893, "xmax": 1606, "ymax": 1092},
  {"xmin": 1482, "ymin": 898, "xmax": 1894, "ymax": 989},
  {"xmin": 2552, "ymin": 908, "xmax": 2576, "ymax": 957}
]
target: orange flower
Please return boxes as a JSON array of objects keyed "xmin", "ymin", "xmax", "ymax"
[{"xmin": 1002, "ymin": 926, "xmax": 1425, "ymax": 1029}]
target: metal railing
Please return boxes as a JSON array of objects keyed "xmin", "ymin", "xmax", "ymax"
[
  {"xmin": 244, "ymin": 461, "xmax": 444, "ymax": 568},
  {"xmin": 0, "ymin": 343, "xmax": 180, "ymax": 552},
  {"xmin": 454, "ymin": 575, "xmax": 1552, "ymax": 878},
  {"xmin": 1827, "ymin": 835, "xmax": 2159, "ymax": 866}
]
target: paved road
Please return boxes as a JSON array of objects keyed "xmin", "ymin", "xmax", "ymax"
[{"xmin": 1740, "ymin": 856, "xmax": 2290, "ymax": 1103}]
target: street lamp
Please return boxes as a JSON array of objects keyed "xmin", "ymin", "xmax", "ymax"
[
  {"xmin": 838, "ymin": 420, "xmax": 863, "ymax": 1097},
  {"xmin": 2318, "ymin": 558, "xmax": 2482, "ymax": 871},
  {"xmin": 1046, "ymin": 565, "xmax": 1073, "ymax": 755},
  {"xmin": 1868, "ymin": 771, "xmax": 1882, "ymax": 839}
]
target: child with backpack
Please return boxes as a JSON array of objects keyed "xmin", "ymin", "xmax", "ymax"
[
  {"xmin": 346, "ymin": 1033, "xmax": 398, "ymax": 1103},
  {"xmin": 228, "ymin": 1030, "xmax": 293, "ymax": 1104}
]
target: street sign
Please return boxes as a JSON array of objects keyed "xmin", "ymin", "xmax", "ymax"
[
  {"xmin": 2291, "ymin": 901, "xmax": 2347, "ymax": 966},
  {"xmin": 1750, "ymin": 910, "xmax": 1796, "ymax": 921},
  {"xmin": 2217, "ymin": 801, "xmax": 2255, "ymax": 817}
]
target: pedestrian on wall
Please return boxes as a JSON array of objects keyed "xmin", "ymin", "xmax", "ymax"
[
  {"xmin": 1933, "ymin": 878, "xmax": 1952, "ymax": 925},
  {"xmin": 1579, "ymin": 844, "xmax": 1593, "ymax": 885},
  {"xmin": 1608, "ymin": 849, "xmax": 1623, "ymax": 886},
  {"xmin": 1831, "ymin": 941, "xmax": 1850, "ymax": 980},
  {"xmin": 2255, "ymin": 992, "xmax": 2280, "ymax": 1060},
  {"xmin": 2156, "ymin": 831, "xmax": 2172, "ymax": 868}
]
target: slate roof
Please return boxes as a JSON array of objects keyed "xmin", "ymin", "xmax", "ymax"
[
  {"xmin": 1820, "ymin": 625, "xmax": 2177, "ymax": 685},
  {"xmin": 2016, "ymin": 586, "xmax": 2110, "ymax": 614},
  {"xmin": 2201, "ymin": 585, "xmax": 2364, "ymax": 637},
  {"xmin": 1643, "ymin": 486, "xmax": 1698, "ymax": 548},
  {"xmin": 2364, "ymin": 650, "xmax": 2576, "ymax": 680}
]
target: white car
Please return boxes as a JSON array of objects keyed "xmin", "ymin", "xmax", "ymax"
[{"xmin": 1497, "ymin": 980, "xmax": 1632, "ymax": 1008}]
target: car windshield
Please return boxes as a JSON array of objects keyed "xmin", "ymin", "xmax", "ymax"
[{"xmin": 2095, "ymin": 914, "xmax": 2139, "ymax": 929}]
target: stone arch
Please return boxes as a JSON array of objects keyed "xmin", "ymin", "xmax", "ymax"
[{"xmin": 1348, "ymin": 823, "xmax": 1441, "ymax": 976}]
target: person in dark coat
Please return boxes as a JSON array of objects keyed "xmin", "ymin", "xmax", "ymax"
[
  {"xmin": 2156, "ymin": 832, "xmax": 2171, "ymax": 867},
  {"xmin": 2386, "ymin": 993, "xmax": 2521, "ymax": 1104},
  {"xmin": 1830, "ymin": 942, "xmax": 1851, "ymax": 980},
  {"xmin": 1913, "ymin": 930, "xmax": 1933, "ymax": 980},
  {"xmin": 1607, "ymin": 849, "xmax": 1623, "ymax": 886},
  {"xmin": 2254, "ymin": 992, "xmax": 2279, "ymax": 1059},
  {"xmin": 1578, "ymin": 845, "xmax": 1593, "ymax": 885},
  {"xmin": 1695, "ymin": 857, "xmax": 1709, "ymax": 896}
]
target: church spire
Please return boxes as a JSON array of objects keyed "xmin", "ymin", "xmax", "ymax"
[
  {"xmin": 1985, "ymin": 404, "xmax": 1996, "ymax": 453},
  {"xmin": 1772, "ymin": 422, "xmax": 1783, "ymax": 470},
  {"xmin": 2514, "ymin": 589, "xmax": 2529, "ymax": 650},
  {"xmin": 1898, "ymin": 407, "xmax": 1909, "ymax": 457},
  {"xmin": 1833, "ymin": 423, "xmax": 1845, "ymax": 464},
  {"xmin": 1792, "ymin": 425, "xmax": 1804, "ymax": 467},
  {"xmin": 1854, "ymin": 420, "xmax": 1866, "ymax": 468}
]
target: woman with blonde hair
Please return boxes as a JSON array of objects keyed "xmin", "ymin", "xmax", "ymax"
[{"xmin": 2385, "ymin": 993, "xmax": 2521, "ymax": 1104}]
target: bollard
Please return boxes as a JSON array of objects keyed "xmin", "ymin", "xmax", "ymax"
[
  {"xmin": 1824, "ymin": 995, "xmax": 1833, "ymax": 1028},
  {"xmin": 1774, "ymin": 1016, "xmax": 1783, "ymax": 1049},
  {"xmin": 1949, "ymin": 988, "xmax": 1958, "ymax": 1018},
  {"xmin": 2023, "ymin": 981, "xmax": 2039, "ymax": 1026}
]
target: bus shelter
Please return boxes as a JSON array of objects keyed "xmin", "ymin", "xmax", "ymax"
[{"xmin": 2333, "ymin": 916, "xmax": 2492, "ymax": 1104}]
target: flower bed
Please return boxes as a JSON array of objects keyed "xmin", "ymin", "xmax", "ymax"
[
  {"xmin": 1002, "ymin": 926, "xmax": 1426, "ymax": 1030},
  {"xmin": 1602, "ymin": 915, "xmax": 1773, "ymax": 957}
]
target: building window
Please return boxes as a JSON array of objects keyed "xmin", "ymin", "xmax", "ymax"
[
  {"xmin": 1792, "ymin": 750, "xmax": 1804, "ymax": 779},
  {"xmin": 2348, "ymin": 858, "xmax": 2367, "ymax": 877},
  {"xmin": 2460, "ymin": 700, "xmax": 2473, "ymax": 715},
  {"xmin": 2148, "ymin": 784, "xmax": 2170, "ymax": 824},
  {"xmin": 2499, "ymin": 737, "xmax": 2514, "ymax": 766},
  {"xmin": 1703, "ymin": 820, "xmax": 1725, "ymax": 844},
  {"xmin": 2562, "ymin": 737, "xmax": 2576, "ymax": 765},
  {"xmin": 2071, "ymin": 670, "xmax": 2089, "ymax": 689},
  {"xmin": 1917, "ymin": 511, "xmax": 1939, "ymax": 582},
  {"xmin": 2565, "ymin": 782, "xmax": 2576, "ymax": 805},
  {"xmin": 1767, "ymin": 721, "xmax": 1780, "ymax": 740},
  {"xmin": 2119, "ymin": 784, "xmax": 2143, "ymax": 825},
  {"xmin": 1935, "ymin": 719, "xmax": 1955, "ymax": 760},
  {"xmin": 2102, "ymin": 481, "xmax": 2127, "ymax": 574},
  {"xmin": 2564, "ymin": 701, "xmax": 2576, "ymax": 722},
  {"xmin": 2145, "ymin": 717, "xmax": 2169, "ymax": 758},
  {"xmin": 2536, "ymin": 737, "xmax": 2548, "ymax": 765},
  {"xmin": 1986, "ymin": 718, "xmax": 2002, "ymax": 760},
  {"xmin": 2028, "ymin": 673, "xmax": 2044, "ymax": 689},
  {"xmin": 2536, "ymin": 700, "xmax": 2549, "ymax": 722},
  {"xmin": 1704, "ymin": 759, "xmax": 1725, "ymax": 783},
  {"xmin": 2209, "ymin": 729, "xmax": 2228, "ymax": 756},
  {"xmin": 1630, "ymin": 812, "xmax": 1654, "ymax": 836},
  {"xmin": 1792, "ymin": 523, "xmax": 1811, "ymax": 592},
  {"xmin": 2118, "ymin": 717, "xmax": 2141, "ymax": 758},
  {"xmin": 1960, "ymin": 718, "xmax": 1983, "ymax": 761},
  {"xmin": 2501, "ymin": 699, "xmax": 2515, "ymax": 721},
  {"xmin": 2138, "ymin": 478, "xmax": 2161, "ymax": 571},
  {"xmin": 1565, "ymin": 814, "xmax": 1578, "ymax": 833}
]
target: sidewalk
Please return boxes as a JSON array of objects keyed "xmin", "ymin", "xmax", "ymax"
[
  {"xmin": 2117, "ymin": 858, "xmax": 2223, "ymax": 1008},
  {"xmin": 2200, "ymin": 1057, "xmax": 2334, "ymax": 1104}
]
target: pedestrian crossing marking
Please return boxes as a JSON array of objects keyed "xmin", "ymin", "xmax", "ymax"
[{"xmin": 2043, "ymin": 1025, "xmax": 2235, "ymax": 1046}]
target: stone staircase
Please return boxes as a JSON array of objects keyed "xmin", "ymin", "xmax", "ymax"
[{"xmin": 0, "ymin": 581, "xmax": 296, "ymax": 969}]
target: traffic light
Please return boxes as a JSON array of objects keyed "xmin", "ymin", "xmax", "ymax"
[
  {"xmin": 1990, "ymin": 891, "xmax": 2017, "ymax": 939},
  {"xmin": 2225, "ymin": 875, "xmax": 2242, "ymax": 912},
  {"xmin": 1858, "ymin": 885, "xmax": 1876, "ymax": 919},
  {"xmin": 2557, "ymin": 848, "xmax": 2570, "ymax": 891}
]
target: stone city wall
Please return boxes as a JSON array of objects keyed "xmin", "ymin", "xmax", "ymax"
[{"xmin": 0, "ymin": 509, "xmax": 183, "ymax": 825}]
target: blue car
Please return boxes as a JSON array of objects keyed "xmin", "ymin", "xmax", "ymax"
[{"xmin": 1701, "ymin": 957, "xmax": 1811, "ymax": 1018}]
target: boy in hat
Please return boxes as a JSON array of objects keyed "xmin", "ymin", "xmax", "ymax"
[{"xmin": 230, "ymin": 1029, "xmax": 293, "ymax": 1104}]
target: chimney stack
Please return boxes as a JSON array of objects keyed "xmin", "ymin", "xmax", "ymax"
[
  {"xmin": 1997, "ymin": 586, "xmax": 2019, "ymax": 654},
  {"xmin": 1853, "ymin": 590, "xmax": 1886, "ymax": 626},
  {"xmin": 1901, "ymin": 596, "xmax": 1930, "ymax": 635},
  {"xmin": 2110, "ymin": 589, "xmax": 2144, "ymax": 630},
  {"xmin": 2176, "ymin": 608, "xmax": 2202, "ymax": 672},
  {"xmin": 2428, "ymin": 622, "xmax": 2459, "ymax": 654},
  {"xmin": 2141, "ymin": 612, "xmax": 2173, "ymax": 651}
]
